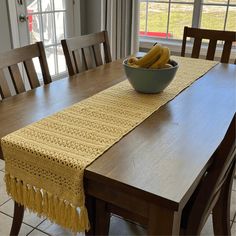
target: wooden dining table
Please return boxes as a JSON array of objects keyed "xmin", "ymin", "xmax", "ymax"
[{"xmin": 0, "ymin": 58, "xmax": 235, "ymax": 235}]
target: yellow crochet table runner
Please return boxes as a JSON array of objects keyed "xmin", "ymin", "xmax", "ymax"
[{"xmin": 1, "ymin": 56, "xmax": 217, "ymax": 233}]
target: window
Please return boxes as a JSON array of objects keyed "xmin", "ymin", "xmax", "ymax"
[
  {"xmin": 26, "ymin": 0, "xmax": 67, "ymax": 77},
  {"xmin": 140, "ymin": 0, "xmax": 236, "ymax": 41}
]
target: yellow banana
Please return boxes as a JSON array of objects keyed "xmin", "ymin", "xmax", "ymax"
[
  {"xmin": 161, "ymin": 64, "xmax": 172, "ymax": 69},
  {"xmin": 127, "ymin": 57, "xmax": 138, "ymax": 66},
  {"xmin": 149, "ymin": 47, "xmax": 170, "ymax": 69},
  {"xmin": 127, "ymin": 57, "xmax": 140, "ymax": 68},
  {"xmin": 135, "ymin": 44, "xmax": 163, "ymax": 68},
  {"xmin": 129, "ymin": 64, "xmax": 140, "ymax": 68}
]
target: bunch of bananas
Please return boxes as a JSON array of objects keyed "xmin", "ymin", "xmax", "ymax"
[{"xmin": 128, "ymin": 44, "xmax": 171, "ymax": 69}]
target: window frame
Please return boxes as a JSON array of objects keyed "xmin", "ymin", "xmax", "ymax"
[
  {"xmin": 139, "ymin": 0, "xmax": 236, "ymax": 61},
  {"xmin": 140, "ymin": 0, "xmax": 236, "ymax": 40}
]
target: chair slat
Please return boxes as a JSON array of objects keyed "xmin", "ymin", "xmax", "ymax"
[
  {"xmin": 78, "ymin": 50, "xmax": 87, "ymax": 72},
  {"xmin": 83, "ymin": 47, "xmax": 93, "ymax": 70},
  {"xmin": 72, "ymin": 50, "xmax": 85, "ymax": 73},
  {"xmin": 181, "ymin": 27, "xmax": 188, "ymax": 57},
  {"xmin": 206, "ymin": 40, "xmax": 217, "ymax": 60},
  {"xmin": 8, "ymin": 64, "xmax": 25, "ymax": 94},
  {"xmin": 81, "ymin": 48, "xmax": 88, "ymax": 71},
  {"xmin": 37, "ymin": 42, "xmax": 51, "ymax": 84},
  {"xmin": 221, "ymin": 41, "xmax": 232, "ymax": 63},
  {"xmin": 191, "ymin": 38, "xmax": 202, "ymax": 58},
  {"xmin": 61, "ymin": 39, "xmax": 78, "ymax": 76},
  {"xmin": 24, "ymin": 59, "xmax": 40, "ymax": 89},
  {"xmin": 103, "ymin": 31, "xmax": 112, "ymax": 63},
  {"xmin": 92, "ymin": 44, "xmax": 103, "ymax": 66},
  {"xmin": 0, "ymin": 69, "xmax": 11, "ymax": 99}
]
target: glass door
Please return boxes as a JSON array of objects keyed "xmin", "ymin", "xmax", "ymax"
[{"xmin": 9, "ymin": 0, "xmax": 74, "ymax": 79}]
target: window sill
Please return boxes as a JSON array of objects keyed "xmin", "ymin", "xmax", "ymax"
[
  {"xmin": 139, "ymin": 37, "xmax": 182, "ymax": 53},
  {"xmin": 139, "ymin": 36, "xmax": 236, "ymax": 63}
]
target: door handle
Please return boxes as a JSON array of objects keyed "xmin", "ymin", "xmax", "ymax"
[
  {"xmin": 17, "ymin": 0, "xmax": 23, "ymax": 5},
  {"xmin": 19, "ymin": 14, "xmax": 28, "ymax": 22}
]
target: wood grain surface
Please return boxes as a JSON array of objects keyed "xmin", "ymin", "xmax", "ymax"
[
  {"xmin": 0, "ymin": 60, "xmax": 235, "ymax": 211},
  {"xmin": 85, "ymin": 62, "xmax": 236, "ymax": 210},
  {"xmin": 1, "ymin": 59, "xmax": 235, "ymax": 235}
]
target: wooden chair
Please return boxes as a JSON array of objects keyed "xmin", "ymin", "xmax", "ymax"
[
  {"xmin": 181, "ymin": 26, "xmax": 236, "ymax": 63},
  {"xmin": 89, "ymin": 114, "xmax": 236, "ymax": 235},
  {"xmin": 180, "ymin": 113, "xmax": 235, "ymax": 235},
  {"xmin": 0, "ymin": 42, "xmax": 51, "ymax": 100},
  {"xmin": 61, "ymin": 30, "xmax": 112, "ymax": 76}
]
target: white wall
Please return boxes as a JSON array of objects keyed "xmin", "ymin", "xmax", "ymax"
[
  {"xmin": 0, "ymin": 0, "xmax": 12, "ymax": 52},
  {"xmin": 80, "ymin": 0, "xmax": 102, "ymax": 34}
]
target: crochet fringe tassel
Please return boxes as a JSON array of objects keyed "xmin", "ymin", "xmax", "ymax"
[{"xmin": 4, "ymin": 173, "xmax": 90, "ymax": 233}]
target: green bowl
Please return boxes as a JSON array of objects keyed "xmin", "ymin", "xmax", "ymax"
[{"xmin": 123, "ymin": 59, "xmax": 179, "ymax": 94}]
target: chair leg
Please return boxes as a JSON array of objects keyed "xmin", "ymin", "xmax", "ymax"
[
  {"xmin": 212, "ymin": 164, "xmax": 235, "ymax": 236},
  {"xmin": 212, "ymin": 189, "xmax": 231, "ymax": 235},
  {"xmin": 10, "ymin": 201, "xmax": 24, "ymax": 236},
  {"xmin": 95, "ymin": 199, "xmax": 110, "ymax": 235}
]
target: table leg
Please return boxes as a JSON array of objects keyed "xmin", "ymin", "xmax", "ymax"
[
  {"xmin": 10, "ymin": 201, "xmax": 24, "ymax": 236},
  {"xmin": 147, "ymin": 204, "xmax": 181, "ymax": 235},
  {"xmin": 95, "ymin": 199, "xmax": 110, "ymax": 235},
  {"xmin": 85, "ymin": 195, "xmax": 96, "ymax": 235}
]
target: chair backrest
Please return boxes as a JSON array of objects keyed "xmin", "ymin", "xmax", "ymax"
[
  {"xmin": 61, "ymin": 30, "xmax": 112, "ymax": 76},
  {"xmin": 181, "ymin": 114, "xmax": 236, "ymax": 234},
  {"xmin": 181, "ymin": 26, "xmax": 236, "ymax": 63},
  {"xmin": 0, "ymin": 41, "xmax": 51, "ymax": 100}
]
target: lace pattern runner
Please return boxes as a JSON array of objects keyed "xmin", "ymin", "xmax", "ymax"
[{"xmin": 1, "ymin": 56, "xmax": 218, "ymax": 232}]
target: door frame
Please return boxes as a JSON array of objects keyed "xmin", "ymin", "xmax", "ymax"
[{"xmin": 8, "ymin": 0, "xmax": 21, "ymax": 48}]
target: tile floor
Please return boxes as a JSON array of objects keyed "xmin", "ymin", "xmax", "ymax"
[{"xmin": 0, "ymin": 159, "xmax": 235, "ymax": 236}]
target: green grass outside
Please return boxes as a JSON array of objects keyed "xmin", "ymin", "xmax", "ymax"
[{"xmin": 140, "ymin": 4, "xmax": 236, "ymax": 40}]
